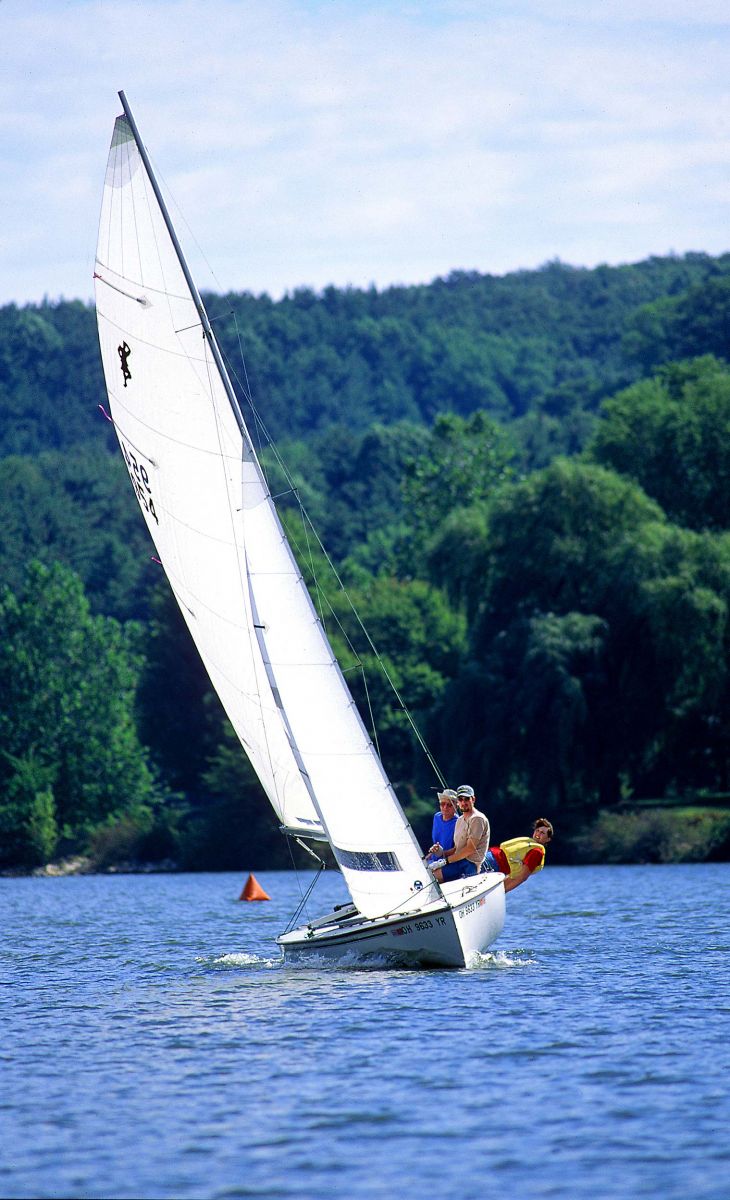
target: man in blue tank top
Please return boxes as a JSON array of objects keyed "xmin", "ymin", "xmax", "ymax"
[{"xmin": 427, "ymin": 790, "xmax": 458, "ymax": 863}]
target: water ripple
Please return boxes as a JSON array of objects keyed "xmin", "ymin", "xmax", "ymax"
[{"xmin": 2, "ymin": 865, "xmax": 730, "ymax": 1199}]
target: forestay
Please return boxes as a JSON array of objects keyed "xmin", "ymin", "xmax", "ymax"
[{"xmin": 94, "ymin": 102, "xmax": 433, "ymax": 919}]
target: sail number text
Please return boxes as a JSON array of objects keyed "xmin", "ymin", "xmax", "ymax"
[
  {"xmin": 390, "ymin": 916, "xmax": 447, "ymax": 938},
  {"xmin": 121, "ymin": 440, "xmax": 159, "ymax": 525}
]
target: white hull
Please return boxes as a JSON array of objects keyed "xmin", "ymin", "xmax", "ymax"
[{"xmin": 277, "ymin": 873, "xmax": 505, "ymax": 968}]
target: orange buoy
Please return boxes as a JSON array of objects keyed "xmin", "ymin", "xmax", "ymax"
[{"xmin": 238, "ymin": 873, "xmax": 271, "ymax": 901}]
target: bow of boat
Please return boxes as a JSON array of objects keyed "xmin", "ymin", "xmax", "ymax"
[{"xmin": 277, "ymin": 872, "xmax": 505, "ymax": 968}]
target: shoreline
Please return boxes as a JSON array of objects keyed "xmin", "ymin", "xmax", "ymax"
[{"xmin": 0, "ymin": 856, "xmax": 180, "ymax": 878}]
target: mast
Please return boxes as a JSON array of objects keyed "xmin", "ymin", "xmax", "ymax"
[{"xmin": 117, "ymin": 91, "xmax": 248, "ymax": 442}]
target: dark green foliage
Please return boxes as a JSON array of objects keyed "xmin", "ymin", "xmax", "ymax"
[
  {"xmin": 135, "ymin": 580, "xmax": 217, "ymax": 796},
  {"xmin": 266, "ymin": 420, "xmax": 430, "ymax": 563},
  {"xmin": 5, "ymin": 253, "xmax": 729, "ymax": 469},
  {"xmin": 624, "ymin": 273, "xmax": 730, "ymax": 372},
  {"xmin": 401, "ymin": 411, "xmax": 516, "ymax": 562},
  {"xmin": 0, "ymin": 448, "xmax": 152, "ymax": 619},
  {"xmin": 424, "ymin": 505, "xmax": 490, "ymax": 619},
  {"xmin": 0, "ymin": 752, "xmax": 57, "ymax": 866},
  {"xmin": 210, "ymin": 256, "xmax": 719, "ymax": 447},
  {"xmin": 0, "ymin": 561, "xmax": 157, "ymax": 861},
  {"xmin": 570, "ymin": 808, "xmax": 730, "ymax": 864},
  {"xmin": 86, "ymin": 810, "xmax": 180, "ymax": 869},
  {"xmin": 0, "ymin": 301, "xmax": 110, "ymax": 457},
  {"xmin": 3, "ymin": 253, "xmax": 730, "ymax": 867},
  {"xmin": 439, "ymin": 460, "xmax": 729, "ymax": 821},
  {"xmin": 590, "ymin": 356, "xmax": 730, "ymax": 531},
  {"xmin": 185, "ymin": 723, "xmax": 293, "ymax": 870}
]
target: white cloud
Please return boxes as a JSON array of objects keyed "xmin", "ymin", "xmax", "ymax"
[{"xmin": 1, "ymin": 0, "xmax": 729, "ymax": 305}]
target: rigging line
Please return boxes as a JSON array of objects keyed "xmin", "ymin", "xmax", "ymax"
[
  {"xmin": 296, "ymin": 509, "xmax": 447, "ymax": 789},
  {"xmin": 216, "ymin": 333, "xmax": 253, "ymax": 406},
  {"xmin": 289, "ymin": 509, "xmax": 381, "ymax": 758},
  {"xmin": 270, "ymin": 487, "xmax": 300, "ymax": 502},
  {"xmin": 297, "ymin": 500, "xmax": 328, "ymax": 636},
  {"xmin": 285, "ymin": 836, "xmax": 308, "ymax": 928},
  {"xmin": 358, "ymin": 664, "xmax": 383, "ymax": 762},
  {"xmin": 214, "ymin": 328, "xmax": 271, "ymax": 472},
  {"xmin": 284, "ymin": 514, "xmax": 366, "ymax": 676},
  {"xmin": 379, "ymin": 874, "xmax": 445, "ymax": 919},
  {"xmin": 284, "ymin": 839, "xmax": 326, "ymax": 933},
  {"xmin": 150, "ymin": 155, "xmax": 230, "ymax": 300},
  {"xmin": 215, "ymin": 307, "xmax": 271, "ymax": 480},
  {"xmin": 192, "ymin": 376, "xmax": 445, "ymax": 780},
  {"xmin": 230, "ymin": 307, "xmax": 255, "ymax": 411},
  {"xmin": 211, "ymin": 323, "xmax": 274, "ymax": 466}
]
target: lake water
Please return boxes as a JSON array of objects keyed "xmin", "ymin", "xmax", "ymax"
[{"xmin": 2, "ymin": 864, "xmax": 729, "ymax": 1199}]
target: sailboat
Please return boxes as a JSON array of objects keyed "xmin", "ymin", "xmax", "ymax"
[{"xmin": 94, "ymin": 92, "xmax": 506, "ymax": 967}]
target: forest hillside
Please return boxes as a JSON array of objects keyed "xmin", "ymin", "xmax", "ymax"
[{"xmin": 2, "ymin": 251, "xmax": 729, "ymax": 870}]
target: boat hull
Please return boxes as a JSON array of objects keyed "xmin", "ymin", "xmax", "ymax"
[{"xmin": 277, "ymin": 873, "xmax": 505, "ymax": 968}]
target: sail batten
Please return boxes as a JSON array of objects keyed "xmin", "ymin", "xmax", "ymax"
[{"xmin": 95, "ymin": 95, "xmax": 433, "ymax": 918}]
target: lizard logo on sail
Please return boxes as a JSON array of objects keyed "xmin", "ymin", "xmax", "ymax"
[{"xmin": 118, "ymin": 341, "xmax": 132, "ymax": 387}]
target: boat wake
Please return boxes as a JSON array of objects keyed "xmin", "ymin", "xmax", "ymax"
[
  {"xmin": 468, "ymin": 949, "xmax": 536, "ymax": 969},
  {"xmin": 201, "ymin": 952, "xmax": 280, "ymax": 969}
]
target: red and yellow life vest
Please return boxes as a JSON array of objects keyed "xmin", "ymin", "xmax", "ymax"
[{"xmin": 500, "ymin": 836, "xmax": 546, "ymax": 874}]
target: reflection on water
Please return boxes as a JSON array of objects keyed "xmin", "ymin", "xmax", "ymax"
[{"xmin": 2, "ymin": 864, "xmax": 729, "ymax": 1199}]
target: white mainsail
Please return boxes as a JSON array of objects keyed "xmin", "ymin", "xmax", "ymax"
[{"xmin": 94, "ymin": 98, "xmax": 433, "ymax": 919}]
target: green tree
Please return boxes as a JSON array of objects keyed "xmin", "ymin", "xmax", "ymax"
[
  {"xmin": 444, "ymin": 611, "xmax": 607, "ymax": 828},
  {"xmin": 0, "ymin": 448, "xmax": 152, "ymax": 620},
  {"xmin": 322, "ymin": 573, "xmax": 466, "ymax": 802},
  {"xmin": 590, "ymin": 356, "xmax": 730, "ymax": 532},
  {"xmin": 401, "ymin": 410, "xmax": 516, "ymax": 565},
  {"xmin": 624, "ymin": 275, "xmax": 730, "ymax": 371},
  {"xmin": 136, "ymin": 579, "xmax": 217, "ymax": 796},
  {"xmin": 185, "ymin": 721, "xmax": 294, "ymax": 870},
  {"xmin": 0, "ymin": 751, "xmax": 57, "ymax": 866},
  {"xmin": 0, "ymin": 561, "xmax": 156, "ymax": 860},
  {"xmin": 438, "ymin": 460, "xmax": 729, "ymax": 814}
]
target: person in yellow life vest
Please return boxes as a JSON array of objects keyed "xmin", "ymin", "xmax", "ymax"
[{"xmin": 482, "ymin": 818, "xmax": 553, "ymax": 893}]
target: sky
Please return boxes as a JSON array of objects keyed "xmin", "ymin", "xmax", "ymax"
[{"xmin": 2, "ymin": 0, "xmax": 730, "ymax": 307}]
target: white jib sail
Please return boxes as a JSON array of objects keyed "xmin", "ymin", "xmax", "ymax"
[{"xmin": 95, "ymin": 103, "xmax": 433, "ymax": 919}]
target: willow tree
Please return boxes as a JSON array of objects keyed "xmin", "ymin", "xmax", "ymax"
[{"xmin": 437, "ymin": 460, "xmax": 729, "ymax": 816}]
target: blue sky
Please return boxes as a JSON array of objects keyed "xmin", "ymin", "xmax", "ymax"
[{"xmin": 2, "ymin": 0, "xmax": 729, "ymax": 306}]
